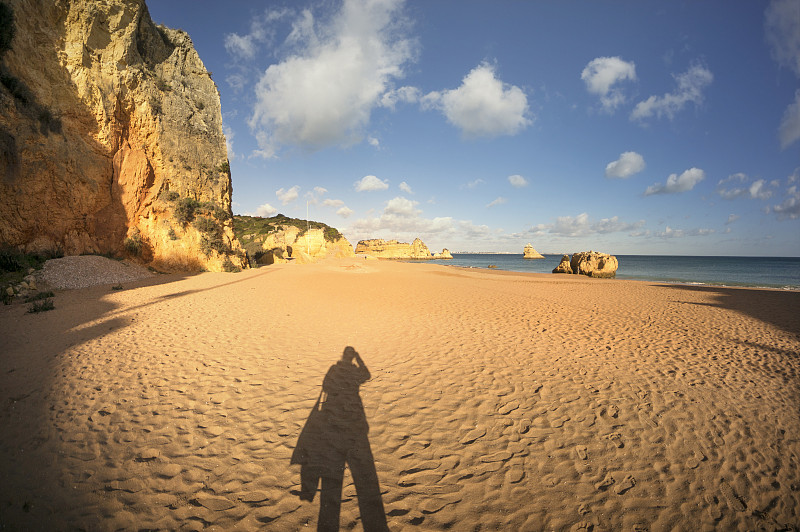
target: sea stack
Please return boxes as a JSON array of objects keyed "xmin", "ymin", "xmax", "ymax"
[
  {"xmin": 523, "ymin": 243, "xmax": 545, "ymax": 259},
  {"xmin": 552, "ymin": 251, "xmax": 618, "ymax": 278}
]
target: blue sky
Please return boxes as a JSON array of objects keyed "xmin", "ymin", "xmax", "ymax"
[{"xmin": 148, "ymin": 0, "xmax": 800, "ymax": 256}]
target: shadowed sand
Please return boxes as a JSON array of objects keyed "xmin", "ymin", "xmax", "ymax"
[{"xmin": 1, "ymin": 258, "xmax": 798, "ymax": 530}]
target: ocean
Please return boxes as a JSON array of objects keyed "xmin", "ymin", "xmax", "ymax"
[{"xmin": 433, "ymin": 254, "xmax": 800, "ymax": 290}]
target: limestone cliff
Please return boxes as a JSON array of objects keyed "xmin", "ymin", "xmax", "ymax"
[
  {"xmin": 355, "ymin": 238, "xmax": 433, "ymax": 259},
  {"xmin": 0, "ymin": 0, "xmax": 245, "ymax": 271},
  {"xmin": 234, "ymin": 215, "xmax": 354, "ymax": 265},
  {"xmin": 552, "ymin": 251, "xmax": 618, "ymax": 278}
]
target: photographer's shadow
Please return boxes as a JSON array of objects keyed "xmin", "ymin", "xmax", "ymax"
[{"xmin": 291, "ymin": 347, "xmax": 388, "ymax": 531}]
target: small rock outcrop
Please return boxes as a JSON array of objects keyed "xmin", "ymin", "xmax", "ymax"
[
  {"xmin": 571, "ymin": 251, "xmax": 618, "ymax": 278},
  {"xmin": 433, "ymin": 249, "xmax": 453, "ymax": 259},
  {"xmin": 355, "ymin": 238, "xmax": 433, "ymax": 259},
  {"xmin": 552, "ymin": 251, "xmax": 618, "ymax": 277},
  {"xmin": 552, "ymin": 255, "xmax": 573, "ymax": 274},
  {"xmin": 523, "ymin": 243, "xmax": 544, "ymax": 259}
]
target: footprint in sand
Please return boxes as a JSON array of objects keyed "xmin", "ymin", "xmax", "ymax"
[
  {"xmin": 498, "ymin": 400, "xmax": 521, "ymax": 415},
  {"xmin": 614, "ymin": 475, "xmax": 635, "ymax": 494},
  {"xmin": 594, "ymin": 474, "xmax": 615, "ymax": 491},
  {"xmin": 575, "ymin": 445, "xmax": 588, "ymax": 460},
  {"xmin": 719, "ymin": 481, "xmax": 746, "ymax": 512},
  {"xmin": 605, "ymin": 433, "xmax": 624, "ymax": 448},
  {"xmin": 704, "ymin": 493, "xmax": 722, "ymax": 520},
  {"xmin": 607, "ymin": 404, "xmax": 619, "ymax": 418},
  {"xmin": 686, "ymin": 449, "xmax": 706, "ymax": 470}
]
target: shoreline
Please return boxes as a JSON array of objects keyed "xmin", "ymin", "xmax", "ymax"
[{"xmin": 1, "ymin": 257, "xmax": 798, "ymax": 529}]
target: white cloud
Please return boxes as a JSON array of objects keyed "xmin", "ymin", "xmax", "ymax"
[
  {"xmin": 779, "ymin": 89, "xmax": 800, "ymax": 148},
  {"xmin": 655, "ymin": 226, "xmax": 715, "ymax": 238},
  {"xmin": 631, "ymin": 63, "xmax": 713, "ymax": 121},
  {"xmin": 508, "ymin": 175, "xmax": 528, "ymax": 188},
  {"xmin": 423, "ymin": 62, "xmax": 531, "ymax": 138},
  {"xmin": 486, "ymin": 197, "xmax": 508, "ymax": 208},
  {"xmin": 771, "ymin": 184, "xmax": 800, "ymax": 219},
  {"xmin": 464, "ymin": 179, "xmax": 485, "ymax": 189},
  {"xmin": 276, "ymin": 185, "xmax": 300, "ymax": 205},
  {"xmin": 224, "ymin": 8, "xmax": 290, "ymax": 62},
  {"xmin": 223, "ymin": 124, "xmax": 236, "ymax": 160},
  {"xmin": 337, "ymin": 206, "xmax": 354, "ymax": 218},
  {"xmin": 765, "ymin": 0, "xmax": 800, "ymax": 77},
  {"xmin": 717, "ymin": 173, "xmax": 774, "ymax": 200},
  {"xmin": 256, "ymin": 202, "xmax": 278, "ymax": 217},
  {"xmin": 355, "ymin": 175, "xmax": 389, "ymax": 192},
  {"xmin": 530, "ymin": 212, "xmax": 645, "ymax": 237},
  {"xmin": 725, "ymin": 214, "xmax": 740, "ymax": 225},
  {"xmin": 380, "ymin": 86, "xmax": 421, "ymax": 109},
  {"xmin": 605, "ymin": 151, "xmax": 646, "ymax": 179},
  {"xmin": 581, "ymin": 56, "xmax": 637, "ymax": 111},
  {"xmin": 367, "ymin": 136, "xmax": 381, "ymax": 148},
  {"xmin": 249, "ymin": 0, "xmax": 417, "ymax": 157},
  {"xmin": 347, "ymin": 196, "xmax": 455, "ymax": 241},
  {"xmin": 644, "ymin": 167, "xmax": 705, "ymax": 196},
  {"xmin": 399, "ymin": 181, "xmax": 413, "ymax": 194},
  {"xmin": 323, "ymin": 198, "xmax": 345, "ymax": 208}
]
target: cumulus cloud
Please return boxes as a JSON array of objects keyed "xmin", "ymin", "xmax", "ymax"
[
  {"xmin": 655, "ymin": 226, "xmax": 715, "ymax": 238},
  {"xmin": 380, "ymin": 86, "xmax": 421, "ymax": 109},
  {"xmin": 725, "ymin": 214, "xmax": 740, "ymax": 225},
  {"xmin": 323, "ymin": 198, "xmax": 345, "ymax": 208},
  {"xmin": 765, "ymin": 0, "xmax": 800, "ymax": 77},
  {"xmin": 422, "ymin": 62, "xmax": 531, "ymax": 138},
  {"xmin": 644, "ymin": 168, "xmax": 705, "ymax": 196},
  {"xmin": 276, "ymin": 185, "xmax": 300, "ymax": 204},
  {"xmin": 224, "ymin": 124, "xmax": 236, "ymax": 160},
  {"xmin": 717, "ymin": 173, "xmax": 775, "ymax": 200},
  {"xmin": 605, "ymin": 151, "xmax": 646, "ymax": 179},
  {"xmin": 347, "ymin": 196, "xmax": 455, "ymax": 240},
  {"xmin": 248, "ymin": 0, "xmax": 417, "ymax": 157},
  {"xmin": 399, "ymin": 181, "xmax": 413, "ymax": 194},
  {"xmin": 631, "ymin": 63, "xmax": 713, "ymax": 121},
  {"xmin": 355, "ymin": 175, "xmax": 389, "ymax": 192},
  {"xmin": 463, "ymin": 179, "xmax": 485, "ymax": 189},
  {"xmin": 581, "ymin": 56, "xmax": 637, "ymax": 111},
  {"xmin": 779, "ymin": 90, "xmax": 800, "ymax": 148},
  {"xmin": 367, "ymin": 136, "xmax": 381, "ymax": 148},
  {"xmin": 337, "ymin": 206, "xmax": 354, "ymax": 218},
  {"xmin": 527, "ymin": 213, "xmax": 644, "ymax": 237},
  {"xmin": 486, "ymin": 197, "xmax": 508, "ymax": 208},
  {"xmin": 256, "ymin": 202, "xmax": 278, "ymax": 217},
  {"xmin": 770, "ymin": 170, "xmax": 800, "ymax": 219},
  {"xmin": 508, "ymin": 175, "xmax": 528, "ymax": 188}
]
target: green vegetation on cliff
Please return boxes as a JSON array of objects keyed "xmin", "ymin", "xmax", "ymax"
[{"xmin": 233, "ymin": 214, "xmax": 343, "ymax": 257}]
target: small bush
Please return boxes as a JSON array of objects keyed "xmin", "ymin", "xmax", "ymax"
[
  {"xmin": 155, "ymin": 78, "xmax": 171, "ymax": 92},
  {"xmin": 0, "ymin": 247, "xmax": 24, "ymax": 272},
  {"xmin": 217, "ymin": 161, "xmax": 230, "ymax": 175},
  {"xmin": 199, "ymin": 233, "xmax": 229, "ymax": 257},
  {"xmin": 222, "ymin": 257, "xmax": 240, "ymax": 272},
  {"xmin": 0, "ymin": 2, "xmax": 15, "ymax": 58},
  {"xmin": 124, "ymin": 229, "xmax": 143, "ymax": 256},
  {"xmin": 24, "ymin": 291, "xmax": 54, "ymax": 302},
  {"xmin": 212, "ymin": 205, "xmax": 229, "ymax": 221},
  {"xmin": 174, "ymin": 197, "xmax": 200, "ymax": 225},
  {"xmin": 27, "ymin": 298, "xmax": 54, "ymax": 313},
  {"xmin": 167, "ymin": 227, "xmax": 178, "ymax": 240},
  {"xmin": 196, "ymin": 101, "xmax": 204, "ymax": 110},
  {"xmin": 2, "ymin": 290, "xmax": 12, "ymax": 305},
  {"xmin": 159, "ymin": 190, "xmax": 179, "ymax": 202},
  {"xmin": 193, "ymin": 216, "xmax": 219, "ymax": 235},
  {"xmin": 111, "ymin": 284, "xmax": 123, "ymax": 291}
]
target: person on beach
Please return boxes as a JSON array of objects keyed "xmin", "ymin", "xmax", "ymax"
[{"xmin": 291, "ymin": 346, "xmax": 388, "ymax": 531}]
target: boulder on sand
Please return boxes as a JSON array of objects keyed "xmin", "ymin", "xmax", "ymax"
[
  {"xmin": 570, "ymin": 251, "xmax": 618, "ymax": 278},
  {"xmin": 552, "ymin": 255, "xmax": 573, "ymax": 274}
]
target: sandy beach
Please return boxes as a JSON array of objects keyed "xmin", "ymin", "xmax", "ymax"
[{"xmin": 1, "ymin": 257, "xmax": 798, "ymax": 531}]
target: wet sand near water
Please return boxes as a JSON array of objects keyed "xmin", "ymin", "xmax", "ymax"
[{"xmin": 1, "ymin": 258, "xmax": 799, "ymax": 530}]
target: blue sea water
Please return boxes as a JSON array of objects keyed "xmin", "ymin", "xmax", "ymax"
[{"xmin": 437, "ymin": 254, "xmax": 800, "ymax": 290}]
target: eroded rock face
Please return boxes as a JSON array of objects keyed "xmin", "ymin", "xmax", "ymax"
[
  {"xmin": 0, "ymin": 0, "xmax": 245, "ymax": 271},
  {"xmin": 433, "ymin": 248, "xmax": 453, "ymax": 259},
  {"xmin": 570, "ymin": 251, "xmax": 618, "ymax": 278},
  {"xmin": 355, "ymin": 238, "xmax": 433, "ymax": 259},
  {"xmin": 523, "ymin": 243, "xmax": 544, "ymax": 259},
  {"xmin": 259, "ymin": 226, "xmax": 354, "ymax": 265},
  {"xmin": 552, "ymin": 254, "xmax": 573, "ymax": 274}
]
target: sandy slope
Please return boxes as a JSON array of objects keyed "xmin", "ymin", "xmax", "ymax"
[{"xmin": 1, "ymin": 258, "xmax": 798, "ymax": 530}]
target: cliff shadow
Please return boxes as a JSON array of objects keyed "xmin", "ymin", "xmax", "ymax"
[
  {"xmin": 291, "ymin": 347, "xmax": 389, "ymax": 532},
  {"xmin": 654, "ymin": 284, "xmax": 800, "ymax": 338}
]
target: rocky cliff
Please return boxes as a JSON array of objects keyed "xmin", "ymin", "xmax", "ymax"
[
  {"xmin": 355, "ymin": 238, "xmax": 434, "ymax": 259},
  {"xmin": 0, "ymin": 0, "xmax": 245, "ymax": 271},
  {"xmin": 523, "ymin": 243, "xmax": 544, "ymax": 259},
  {"xmin": 234, "ymin": 215, "xmax": 354, "ymax": 265}
]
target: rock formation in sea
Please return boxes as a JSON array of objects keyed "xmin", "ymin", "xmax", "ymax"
[
  {"xmin": 355, "ymin": 238, "xmax": 434, "ymax": 259},
  {"xmin": 0, "ymin": 0, "xmax": 245, "ymax": 271},
  {"xmin": 523, "ymin": 243, "xmax": 545, "ymax": 259},
  {"xmin": 552, "ymin": 254, "xmax": 573, "ymax": 274},
  {"xmin": 552, "ymin": 251, "xmax": 618, "ymax": 278},
  {"xmin": 234, "ymin": 215, "xmax": 353, "ymax": 266},
  {"xmin": 433, "ymin": 248, "xmax": 453, "ymax": 259}
]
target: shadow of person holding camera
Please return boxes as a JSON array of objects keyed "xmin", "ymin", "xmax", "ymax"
[{"xmin": 291, "ymin": 347, "xmax": 388, "ymax": 531}]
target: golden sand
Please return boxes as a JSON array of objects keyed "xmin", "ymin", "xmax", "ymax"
[{"xmin": 1, "ymin": 258, "xmax": 798, "ymax": 530}]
